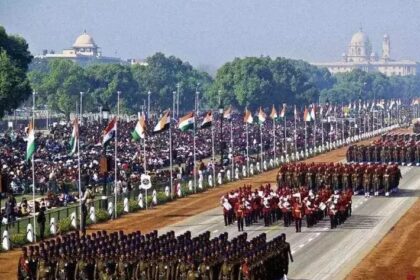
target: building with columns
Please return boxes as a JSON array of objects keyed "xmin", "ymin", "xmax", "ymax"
[
  {"xmin": 312, "ymin": 29, "xmax": 419, "ymax": 76},
  {"xmin": 36, "ymin": 31, "xmax": 123, "ymax": 65}
]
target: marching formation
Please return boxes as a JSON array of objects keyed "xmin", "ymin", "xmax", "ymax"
[
  {"xmin": 277, "ymin": 162, "xmax": 401, "ymax": 196},
  {"xmin": 221, "ymin": 183, "xmax": 353, "ymax": 232},
  {"xmin": 18, "ymin": 229, "xmax": 293, "ymax": 280},
  {"xmin": 347, "ymin": 133, "xmax": 420, "ymax": 166}
]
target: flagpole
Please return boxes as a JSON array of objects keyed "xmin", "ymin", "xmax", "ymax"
[
  {"xmin": 313, "ymin": 107, "xmax": 316, "ymax": 149},
  {"xmin": 284, "ymin": 108, "xmax": 287, "ymax": 156},
  {"xmin": 230, "ymin": 118, "xmax": 234, "ymax": 181},
  {"xmin": 193, "ymin": 113, "xmax": 197, "ymax": 193},
  {"xmin": 169, "ymin": 116, "xmax": 173, "ymax": 199},
  {"xmin": 246, "ymin": 121, "xmax": 249, "ymax": 175},
  {"xmin": 114, "ymin": 91, "xmax": 120, "ymax": 219},
  {"xmin": 260, "ymin": 122, "xmax": 263, "ymax": 171},
  {"xmin": 273, "ymin": 117, "xmax": 276, "ymax": 161},
  {"xmin": 211, "ymin": 115, "xmax": 216, "ymax": 186},
  {"xmin": 31, "ymin": 91, "xmax": 36, "ymax": 242},
  {"xmin": 294, "ymin": 105, "xmax": 297, "ymax": 153},
  {"xmin": 321, "ymin": 110, "xmax": 324, "ymax": 148},
  {"xmin": 304, "ymin": 116, "xmax": 307, "ymax": 154},
  {"xmin": 77, "ymin": 103, "xmax": 82, "ymax": 232}
]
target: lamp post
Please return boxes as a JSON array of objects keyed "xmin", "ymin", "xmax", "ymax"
[
  {"xmin": 80, "ymin": 92, "xmax": 84, "ymax": 126},
  {"xmin": 32, "ymin": 91, "xmax": 37, "ymax": 127},
  {"xmin": 147, "ymin": 90, "xmax": 151, "ymax": 117},
  {"xmin": 176, "ymin": 83, "xmax": 180, "ymax": 118},
  {"xmin": 218, "ymin": 90, "xmax": 224, "ymax": 166},
  {"xmin": 172, "ymin": 91, "xmax": 176, "ymax": 120},
  {"xmin": 99, "ymin": 106, "xmax": 103, "ymax": 124},
  {"xmin": 196, "ymin": 83, "xmax": 200, "ymax": 114}
]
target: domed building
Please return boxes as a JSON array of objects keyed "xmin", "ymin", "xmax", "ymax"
[
  {"xmin": 37, "ymin": 31, "xmax": 122, "ymax": 65},
  {"xmin": 313, "ymin": 29, "xmax": 419, "ymax": 76}
]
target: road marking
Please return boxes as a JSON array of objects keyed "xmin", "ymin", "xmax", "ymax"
[
  {"xmin": 212, "ymin": 230, "xmax": 218, "ymax": 233},
  {"xmin": 308, "ymin": 238, "xmax": 313, "ymax": 242},
  {"xmin": 299, "ymin": 244, "xmax": 304, "ymax": 248}
]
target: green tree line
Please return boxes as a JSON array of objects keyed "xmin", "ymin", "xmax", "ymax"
[{"xmin": 2, "ymin": 27, "xmax": 420, "ymax": 118}]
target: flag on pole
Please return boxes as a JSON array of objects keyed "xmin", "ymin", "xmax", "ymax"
[
  {"xmin": 223, "ymin": 106, "xmax": 232, "ymax": 120},
  {"xmin": 102, "ymin": 117, "xmax": 117, "ymax": 146},
  {"xmin": 201, "ymin": 111, "xmax": 213, "ymax": 129},
  {"xmin": 68, "ymin": 118, "xmax": 79, "ymax": 156},
  {"xmin": 270, "ymin": 105, "xmax": 278, "ymax": 120},
  {"xmin": 257, "ymin": 107, "xmax": 266, "ymax": 124},
  {"xmin": 244, "ymin": 108, "xmax": 253, "ymax": 124},
  {"xmin": 310, "ymin": 105, "xmax": 316, "ymax": 120},
  {"xmin": 279, "ymin": 104, "xmax": 286, "ymax": 118},
  {"xmin": 132, "ymin": 113, "xmax": 147, "ymax": 140},
  {"xmin": 154, "ymin": 111, "xmax": 171, "ymax": 133},
  {"xmin": 25, "ymin": 123, "xmax": 36, "ymax": 161},
  {"xmin": 178, "ymin": 112, "xmax": 195, "ymax": 131},
  {"xmin": 303, "ymin": 107, "xmax": 312, "ymax": 122}
]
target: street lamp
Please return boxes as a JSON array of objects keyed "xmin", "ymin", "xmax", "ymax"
[
  {"xmin": 147, "ymin": 90, "xmax": 151, "ymax": 117},
  {"xmin": 32, "ymin": 91, "xmax": 37, "ymax": 127},
  {"xmin": 218, "ymin": 90, "xmax": 224, "ymax": 166},
  {"xmin": 196, "ymin": 83, "xmax": 200, "ymax": 114},
  {"xmin": 80, "ymin": 92, "xmax": 84, "ymax": 125},
  {"xmin": 172, "ymin": 91, "xmax": 176, "ymax": 120},
  {"xmin": 176, "ymin": 83, "xmax": 180, "ymax": 118},
  {"xmin": 99, "ymin": 106, "xmax": 103, "ymax": 124}
]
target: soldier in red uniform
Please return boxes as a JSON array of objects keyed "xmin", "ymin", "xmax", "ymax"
[
  {"xmin": 292, "ymin": 197, "xmax": 303, "ymax": 233},
  {"xmin": 236, "ymin": 200, "xmax": 245, "ymax": 232}
]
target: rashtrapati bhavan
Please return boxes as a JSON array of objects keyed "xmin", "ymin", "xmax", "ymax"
[{"xmin": 312, "ymin": 29, "xmax": 419, "ymax": 76}]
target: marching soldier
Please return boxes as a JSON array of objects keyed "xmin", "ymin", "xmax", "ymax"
[
  {"xmin": 36, "ymin": 252, "xmax": 52, "ymax": 280},
  {"xmin": 363, "ymin": 170, "xmax": 371, "ymax": 197},
  {"xmin": 94, "ymin": 252, "xmax": 107, "ymax": 280},
  {"xmin": 292, "ymin": 197, "xmax": 303, "ymax": 233},
  {"xmin": 74, "ymin": 253, "xmax": 89, "ymax": 280},
  {"xmin": 218, "ymin": 257, "xmax": 234, "ymax": 280},
  {"xmin": 198, "ymin": 257, "xmax": 212, "ymax": 280},
  {"xmin": 18, "ymin": 247, "xmax": 31, "ymax": 280},
  {"xmin": 279, "ymin": 234, "xmax": 293, "ymax": 280},
  {"xmin": 55, "ymin": 250, "xmax": 70, "ymax": 280}
]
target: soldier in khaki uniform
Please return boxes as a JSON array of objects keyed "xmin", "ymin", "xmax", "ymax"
[
  {"xmin": 218, "ymin": 257, "xmax": 234, "ymax": 280},
  {"xmin": 36, "ymin": 253, "xmax": 52, "ymax": 280}
]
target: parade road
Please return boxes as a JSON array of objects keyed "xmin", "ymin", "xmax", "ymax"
[{"xmin": 159, "ymin": 166, "xmax": 419, "ymax": 280}]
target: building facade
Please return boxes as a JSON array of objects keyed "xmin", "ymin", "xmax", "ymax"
[
  {"xmin": 312, "ymin": 29, "xmax": 419, "ymax": 76},
  {"xmin": 35, "ymin": 31, "xmax": 123, "ymax": 65}
]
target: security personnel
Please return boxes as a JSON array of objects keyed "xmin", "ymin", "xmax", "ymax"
[
  {"xmin": 197, "ymin": 257, "xmax": 212, "ymax": 280},
  {"xmin": 218, "ymin": 257, "xmax": 234, "ymax": 280}
]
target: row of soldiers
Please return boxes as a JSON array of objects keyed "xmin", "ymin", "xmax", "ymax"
[
  {"xmin": 18, "ymin": 229, "xmax": 293, "ymax": 280},
  {"xmin": 347, "ymin": 143, "xmax": 420, "ymax": 165},
  {"xmin": 221, "ymin": 184, "xmax": 353, "ymax": 233},
  {"xmin": 276, "ymin": 162, "xmax": 401, "ymax": 196}
]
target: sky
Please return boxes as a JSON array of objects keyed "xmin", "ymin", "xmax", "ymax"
[{"xmin": 1, "ymin": 0, "xmax": 420, "ymax": 68}]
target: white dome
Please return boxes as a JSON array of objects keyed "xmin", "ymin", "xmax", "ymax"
[
  {"xmin": 73, "ymin": 31, "xmax": 97, "ymax": 48},
  {"xmin": 350, "ymin": 31, "xmax": 369, "ymax": 46}
]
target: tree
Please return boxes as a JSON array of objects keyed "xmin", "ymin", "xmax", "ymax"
[{"xmin": 0, "ymin": 26, "xmax": 32, "ymax": 118}]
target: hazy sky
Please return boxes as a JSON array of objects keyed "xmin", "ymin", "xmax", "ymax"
[{"xmin": 1, "ymin": 0, "xmax": 419, "ymax": 67}]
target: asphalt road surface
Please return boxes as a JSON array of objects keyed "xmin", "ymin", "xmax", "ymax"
[{"xmin": 158, "ymin": 166, "xmax": 420, "ymax": 280}]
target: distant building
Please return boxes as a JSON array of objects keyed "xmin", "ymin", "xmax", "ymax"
[
  {"xmin": 35, "ymin": 31, "xmax": 123, "ymax": 65},
  {"xmin": 312, "ymin": 29, "xmax": 419, "ymax": 76}
]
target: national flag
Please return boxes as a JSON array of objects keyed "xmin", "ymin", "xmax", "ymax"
[
  {"xmin": 25, "ymin": 122, "xmax": 36, "ymax": 161},
  {"xmin": 270, "ymin": 105, "xmax": 278, "ymax": 120},
  {"xmin": 244, "ymin": 108, "xmax": 253, "ymax": 124},
  {"xmin": 68, "ymin": 118, "xmax": 79, "ymax": 156},
  {"xmin": 223, "ymin": 106, "xmax": 232, "ymax": 120},
  {"xmin": 280, "ymin": 104, "xmax": 286, "ymax": 118},
  {"xmin": 310, "ymin": 105, "xmax": 316, "ymax": 120},
  {"xmin": 102, "ymin": 117, "xmax": 117, "ymax": 146},
  {"xmin": 201, "ymin": 111, "xmax": 213, "ymax": 129},
  {"xmin": 132, "ymin": 113, "xmax": 147, "ymax": 141},
  {"xmin": 257, "ymin": 107, "xmax": 266, "ymax": 124},
  {"xmin": 154, "ymin": 111, "xmax": 171, "ymax": 133},
  {"xmin": 178, "ymin": 112, "xmax": 195, "ymax": 131},
  {"xmin": 303, "ymin": 107, "xmax": 312, "ymax": 122}
]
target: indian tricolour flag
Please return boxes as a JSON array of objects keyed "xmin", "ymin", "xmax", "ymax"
[
  {"xmin": 178, "ymin": 112, "xmax": 195, "ymax": 131},
  {"xmin": 303, "ymin": 107, "xmax": 312, "ymax": 122},
  {"xmin": 200, "ymin": 111, "xmax": 213, "ymax": 129},
  {"xmin": 257, "ymin": 107, "xmax": 266, "ymax": 124},
  {"xmin": 68, "ymin": 118, "xmax": 79, "ymax": 156},
  {"xmin": 25, "ymin": 123, "xmax": 36, "ymax": 161},
  {"xmin": 270, "ymin": 105, "xmax": 278, "ymax": 120},
  {"xmin": 279, "ymin": 104, "xmax": 286, "ymax": 118},
  {"xmin": 102, "ymin": 117, "xmax": 117, "ymax": 146},
  {"xmin": 223, "ymin": 106, "xmax": 232, "ymax": 120},
  {"xmin": 244, "ymin": 108, "xmax": 253, "ymax": 124},
  {"xmin": 154, "ymin": 111, "xmax": 171, "ymax": 133},
  {"xmin": 132, "ymin": 113, "xmax": 147, "ymax": 141}
]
